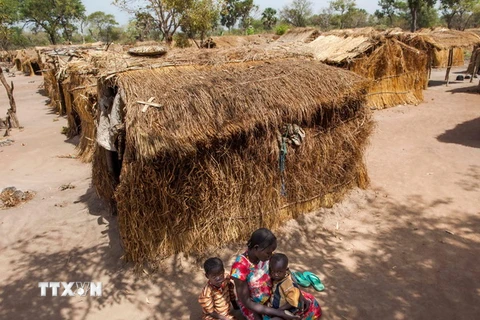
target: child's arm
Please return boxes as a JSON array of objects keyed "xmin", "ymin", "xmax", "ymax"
[{"xmin": 199, "ymin": 287, "xmax": 232, "ymax": 320}]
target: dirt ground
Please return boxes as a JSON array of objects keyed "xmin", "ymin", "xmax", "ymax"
[{"xmin": 0, "ymin": 67, "xmax": 479, "ymax": 320}]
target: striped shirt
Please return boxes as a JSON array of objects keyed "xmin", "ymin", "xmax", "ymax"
[{"xmin": 198, "ymin": 274, "xmax": 236, "ymax": 320}]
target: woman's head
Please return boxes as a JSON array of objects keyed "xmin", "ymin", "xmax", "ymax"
[{"xmin": 247, "ymin": 228, "xmax": 277, "ymax": 262}]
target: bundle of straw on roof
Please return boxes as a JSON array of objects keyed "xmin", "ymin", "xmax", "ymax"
[{"xmin": 93, "ymin": 59, "xmax": 373, "ymax": 264}]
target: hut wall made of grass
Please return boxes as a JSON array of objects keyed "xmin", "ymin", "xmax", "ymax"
[
  {"xmin": 307, "ymin": 34, "xmax": 428, "ymax": 109},
  {"xmin": 92, "ymin": 60, "xmax": 373, "ymax": 264}
]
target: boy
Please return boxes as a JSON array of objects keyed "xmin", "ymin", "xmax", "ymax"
[
  {"xmin": 267, "ymin": 253, "xmax": 322, "ymax": 319},
  {"xmin": 199, "ymin": 257, "xmax": 239, "ymax": 320}
]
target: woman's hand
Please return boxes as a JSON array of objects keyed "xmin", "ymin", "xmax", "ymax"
[
  {"xmin": 298, "ymin": 292, "xmax": 311, "ymax": 313},
  {"xmin": 279, "ymin": 310, "xmax": 300, "ymax": 320}
]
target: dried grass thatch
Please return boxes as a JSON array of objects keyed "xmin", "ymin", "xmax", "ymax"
[
  {"xmin": 13, "ymin": 49, "xmax": 41, "ymax": 76},
  {"xmin": 277, "ymin": 27, "xmax": 320, "ymax": 43},
  {"xmin": 305, "ymin": 33, "xmax": 428, "ymax": 109},
  {"xmin": 92, "ymin": 59, "xmax": 373, "ymax": 264},
  {"xmin": 467, "ymin": 47, "xmax": 480, "ymax": 74}
]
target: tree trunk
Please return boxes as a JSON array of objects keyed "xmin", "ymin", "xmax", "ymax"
[
  {"xmin": 0, "ymin": 67, "xmax": 20, "ymax": 130},
  {"xmin": 410, "ymin": 8, "xmax": 417, "ymax": 32}
]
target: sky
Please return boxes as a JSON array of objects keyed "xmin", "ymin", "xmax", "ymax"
[{"xmin": 82, "ymin": 0, "xmax": 381, "ymax": 26}]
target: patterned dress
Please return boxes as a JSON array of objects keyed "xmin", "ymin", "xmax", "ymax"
[{"xmin": 230, "ymin": 253, "xmax": 272, "ymax": 320}]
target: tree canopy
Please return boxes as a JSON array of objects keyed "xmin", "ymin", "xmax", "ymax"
[{"xmin": 19, "ymin": 0, "xmax": 85, "ymax": 44}]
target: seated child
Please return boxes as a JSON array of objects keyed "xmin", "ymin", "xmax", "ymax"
[
  {"xmin": 199, "ymin": 257, "xmax": 239, "ymax": 320},
  {"xmin": 267, "ymin": 253, "xmax": 322, "ymax": 320}
]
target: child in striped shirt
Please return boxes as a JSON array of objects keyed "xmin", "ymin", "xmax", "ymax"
[{"xmin": 199, "ymin": 257, "xmax": 239, "ymax": 320}]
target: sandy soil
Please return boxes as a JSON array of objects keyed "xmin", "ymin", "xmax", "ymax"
[{"xmin": 0, "ymin": 67, "xmax": 479, "ymax": 320}]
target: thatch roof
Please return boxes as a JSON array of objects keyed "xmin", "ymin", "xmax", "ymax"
[
  {"xmin": 306, "ymin": 35, "xmax": 376, "ymax": 63},
  {"xmin": 113, "ymin": 59, "xmax": 369, "ymax": 159},
  {"xmin": 277, "ymin": 27, "xmax": 320, "ymax": 43},
  {"xmin": 413, "ymin": 28, "xmax": 480, "ymax": 49}
]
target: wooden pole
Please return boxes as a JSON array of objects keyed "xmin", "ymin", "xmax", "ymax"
[
  {"xmin": 445, "ymin": 48, "xmax": 454, "ymax": 86},
  {"xmin": 0, "ymin": 67, "xmax": 20, "ymax": 134}
]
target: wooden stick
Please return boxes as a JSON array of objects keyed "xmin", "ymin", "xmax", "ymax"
[
  {"xmin": 0, "ymin": 67, "xmax": 20, "ymax": 129},
  {"xmin": 445, "ymin": 48, "xmax": 454, "ymax": 86}
]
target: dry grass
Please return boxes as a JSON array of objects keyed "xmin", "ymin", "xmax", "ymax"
[
  {"xmin": 277, "ymin": 27, "xmax": 320, "ymax": 43},
  {"xmin": 305, "ymin": 33, "xmax": 427, "ymax": 109},
  {"xmin": 92, "ymin": 59, "xmax": 373, "ymax": 265},
  {"xmin": 0, "ymin": 188, "xmax": 35, "ymax": 209}
]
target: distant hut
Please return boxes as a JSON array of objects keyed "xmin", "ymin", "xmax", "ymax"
[
  {"xmin": 13, "ymin": 49, "xmax": 41, "ymax": 76},
  {"xmin": 394, "ymin": 28, "xmax": 480, "ymax": 84},
  {"xmin": 277, "ymin": 27, "xmax": 321, "ymax": 43},
  {"xmin": 304, "ymin": 29, "xmax": 428, "ymax": 109},
  {"xmin": 92, "ymin": 59, "xmax": 373, "ymax": 264}
]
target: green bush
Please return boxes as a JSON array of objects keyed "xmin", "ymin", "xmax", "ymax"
[
  {"xmin": 173, "ymin": 33, "xmax": 191, "ymax": 48},
  {"xmin": 275, "ymin": 24, "xmax": 289, "ymax": 36}
]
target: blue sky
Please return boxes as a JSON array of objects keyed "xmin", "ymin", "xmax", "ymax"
[{"xmin": 82, "ymin": 0, "xmax": 380, "ymax": 26}]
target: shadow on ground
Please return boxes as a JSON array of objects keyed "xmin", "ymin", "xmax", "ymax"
[
  {"xmin": 272, "ymin": 190, "xmax": 480, "ymax": 319},
  {"xmin": 446, "ymin": 85, "xmax": 480, "ymax": 94},
  {"xmin": 437, "ymin": 116, "xmax": 480, "ymax": 148}
]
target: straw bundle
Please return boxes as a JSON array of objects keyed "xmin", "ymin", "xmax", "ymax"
[
  {"xmin": 92, "ymin": 59, "xmax": 373, "ymax": 264},
  {"xmin": 432, "ymin": 47, "xmax": 465, "ymax": 68},
  {"xmin": 62, "ymin": 60, "xmax": 98, "ymax": 161}
]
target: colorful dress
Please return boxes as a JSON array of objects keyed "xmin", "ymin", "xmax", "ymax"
[
  {"xmin": 198, "ymin": 274, "xmax": 236, "ymax": 320},
  {"xmin": 230, "ymin": 253, "xmax": 272, "ymax": 320}
]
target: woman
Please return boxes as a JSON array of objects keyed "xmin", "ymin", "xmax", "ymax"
[{"xmin": 230, "ymin": 228, "xmax": 322, "ymax": 320}]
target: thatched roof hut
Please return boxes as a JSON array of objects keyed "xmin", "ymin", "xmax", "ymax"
[
  {"xmin": 13, "ymin": 49, "xmax": 41, "ymax": 76},
  {"xmin": 395, "ymin": 29, "xmax": 480, "ymax": 68},
  {"xmin": 277, "ymin": 27, "xmax": 320, "ymax": 43},
  {"xmin": 92, "ymin": 59, "xmax": 373, "ymax": 264},
  {"xmin": 304, "ymin": 31, "xmax": 428, "ymax": 109}
]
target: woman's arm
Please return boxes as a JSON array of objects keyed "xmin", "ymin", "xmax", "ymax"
[{"xmin": 233, "ymin": 278, "xmax": 299, "ymax": 319}]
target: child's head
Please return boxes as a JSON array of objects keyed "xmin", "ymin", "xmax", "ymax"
[
  {"xmin": 269, "ymin": 253, "xmax": 289, "ymax": 281},
  {"xmin": 204, "ymin": 257, "xmax": 225, "ymax": 288},
  {"xmin": 247, "ymin": 228, "xmax": 277, "ymax": 262}
]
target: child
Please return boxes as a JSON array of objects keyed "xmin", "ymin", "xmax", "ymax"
[
  {"xmin": 199, "ymin": 257, "xmax": 239, "ymax": 320},
  {"xmin": 267, "ymin": 253, "xmax": 322, "ymax": 320}
]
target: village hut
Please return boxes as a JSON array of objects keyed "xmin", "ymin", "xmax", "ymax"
[
  {"xmin": 393, "ymin": 28, "xmax": 480, "ymax": 84},
  {"xmin": 303, "ymin": 29, "xmax": 428, "ymax": 109},
  {"xmin": 13, "ymin": 49, "xmax": 41, "ymax": 76},
  {"xmin": 277, "ymin": 27, "xmax": 321, "ymax": 43},
  {"xmin": 91, "ymin": 58, "xmax": 373, "ymax": 264}
]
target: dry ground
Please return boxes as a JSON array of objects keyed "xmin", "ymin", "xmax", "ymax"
[{"xmin": 0, "ymin": 67, "xmax": 479, "ymax": 320}]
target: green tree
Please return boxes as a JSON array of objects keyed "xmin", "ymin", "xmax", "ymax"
[
  {"xmin": 87, "ymin": 11, "xmax": 119, "ymax": 43},
  {"xmin": 406, "ymin": 0, "xmax": 437, "ymax": 32},
  {"xmin": 220, "ymin": 0, "xmax": 257, "ymax": 31},
  {"xmin": 279, "ymin": 0, "xmax": 313, "ymax": 27},
  {"xmin": 375, "ymin": 0, "xmax": 405, "ymax": 26},
  {"xmin": 114, "ymin": 0, "xmax": 194, "ymax": 43},
  {"xmin": 440, "ymin": 0, "xmax": 478, "ymax": 29},
  {"xmin": 261, "ymin": 7, "xmax": 278, "ymax": 30},
  {"xmin": 133, "ymin": 11, "xmax": 159, "ymax": 41},
  {"xmin": 19, "ymin": 0, "xmax": 85, "ymax": 45},
  {"xmin": 181, "ymin": 0, "xmax": 219, "ymax": 46},
  {"xmin": 329, "ymin": 0, "xmax": 357, "ymax": 28},
  {"xmin": 0, "ymin": 0, "xmax": 20, "ymax": 49}
]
